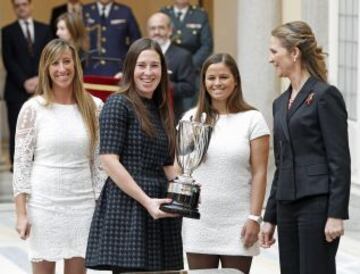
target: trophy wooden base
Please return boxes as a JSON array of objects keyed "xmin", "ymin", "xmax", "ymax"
[{"xmin": 160, "ymin": 202, "xmax": 200, "ymax": 219}]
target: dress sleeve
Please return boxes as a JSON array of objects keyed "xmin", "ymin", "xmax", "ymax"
[
  {"xmin": 90, "ymin": 97, "xmax": 107, "ymax": 199},
  {"xmin": 249, "ymin": 111, "xmax": 270, "ymax": 140},
  {"xmin": 99, "ymin": 94, "xmax": 129, "ymax": 155},
  {"xmin": 13, "ymin": 101, "xmax": 37, "ymax": 197}
]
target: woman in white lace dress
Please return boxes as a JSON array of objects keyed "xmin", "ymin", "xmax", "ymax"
[
  {"xmin": 13, "ymin": 39, "xmax": 105, "ymax": 274},
  {"xmin": 182, "ymin": 53, "xmax": 270, "ymax": 274}
]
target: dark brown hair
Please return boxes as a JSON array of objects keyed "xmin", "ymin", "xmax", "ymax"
[
  {"xmin": 195, "ymin": 53, "xmax": 255, "ymax": 125},
  {"xmin": 117, "ymin": 38, "xmax": 175, "ymax": 156},
  {"xmin": 271, "ymin": 21, "xmax": 327, "ymax": 82}
]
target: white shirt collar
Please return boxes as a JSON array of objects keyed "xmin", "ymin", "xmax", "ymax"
[
  {"xmin": 19, "ymin": 17, "xmax": 33, "ymax": 25},
  {"xmin": 173, "ymin": 6, "xmax": 189, "ymax": 21},
  {"xmin": 18, "ymin": 18, "xmax": 34, "ymax": 41},
  {"xmin": 97, "ymin": 2, "xmax": 113, "ymax": 18},
  {"xmin": 160, "ymin": 39, "xmax": 171, "ymax": 54}
]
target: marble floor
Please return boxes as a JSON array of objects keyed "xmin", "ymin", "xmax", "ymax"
[
  {"xmin": 1, "ymin": 200, "xmax": 360, "ymax": 274},
  {"xmin": 1, "ymin": 146, "xmax": 360, "ymax": 274}
]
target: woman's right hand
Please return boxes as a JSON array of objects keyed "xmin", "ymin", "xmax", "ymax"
[
  {"xmin": 145, "ymin": 198, "xmax": 179, "ymax": 220},
  {"xmin": 16, "ymin": 214, "xmax": 31, "ymax": 240},
  {"xmin": 260, "ymin": 221, "xmax": 276, "ymax": 248}
]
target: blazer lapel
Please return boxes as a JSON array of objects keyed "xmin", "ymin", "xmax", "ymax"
[
  {"xmin": 279, "ymin": 88, "xmax": 291, "ymax": 140},
  {"xmin": 15, "ymin": 22, "xmax": 28, "ymax": 46},
  {"xmin": 287, "ymin": 76, "xmax": 317, "ymax": 119}
]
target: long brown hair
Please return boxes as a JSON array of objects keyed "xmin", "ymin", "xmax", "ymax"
[
  {"xmin": 57, "ymin": 12, "xmax": 89, "ymax": 52},
  {"xmin": 117, "ymin": 38, "xmax": 175, "ymax": 156},
  {"xmin": 271, "ymin": 21, "xmax": 327, "ymax": 82},
  {"xmin": 195, "ymin": 53, "xmax": 255, "ymax": 125},
  {"xmin": 36, "ymin": 39, "xmax": 97, "ymax": 154}
]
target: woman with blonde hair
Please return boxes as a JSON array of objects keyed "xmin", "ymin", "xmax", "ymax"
[
  {"xmin": 261, "ymin": 21, "xmax": 351, "ymax": 274},
  {"xmin": 56, "ymin": 12, "xmax": 89, "ymax": 65},
  {"xmin": 13, "ymin": 39, "xmax": 105, "ymax": 274}
]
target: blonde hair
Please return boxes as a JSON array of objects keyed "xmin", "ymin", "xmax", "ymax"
[
  {"xmin": 57, "ymin": 12, "xmax": 89, "ymax": 52},
  {"xmin": 36, "ymin": 39, "xmax": 97, "ymax": 153},
  {"xmin": 271, "ymin": 21, "xmax": 327, "ymax": 82}
]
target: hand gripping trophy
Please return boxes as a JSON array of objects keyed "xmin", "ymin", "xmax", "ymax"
[{"xmin": 160, "ymin": 113, "xmax": 212, "ymax": 219}]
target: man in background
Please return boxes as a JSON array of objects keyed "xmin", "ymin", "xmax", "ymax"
[
  {"xmin": 160, "ymin": 0, "xmax": 213, "ymax": 73},
  {"xmin": 1, "ymin": 0, "xmax": 51, "ymax": 170},
  {"xmin": 148, "ymin": 12, "xmax": 196, "ymax": 122},
  {"xmin": 83, "ymin": 0, "xmax": 141, "ymax": 76}
]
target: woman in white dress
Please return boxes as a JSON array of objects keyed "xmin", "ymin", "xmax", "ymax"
[
  {"xmin": 13, "ymin": 39, "xmax": 105, "ymax": 274},
  {"xmin": 182, "ymin": 53, "xmax": 270, "ymax": 274}
]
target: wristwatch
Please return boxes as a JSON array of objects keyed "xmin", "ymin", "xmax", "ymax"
[{"xmin": 248, "ymin": 214, "xmax": 262, "ymax": 224}]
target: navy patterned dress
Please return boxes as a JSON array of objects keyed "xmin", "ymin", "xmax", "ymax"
[{"xmin": 85, "ymin": 94, "xmax": 183, "ymax": 271}]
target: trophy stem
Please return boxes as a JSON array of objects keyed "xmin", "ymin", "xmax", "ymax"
[{"xmin": 178, "ymin": 173, "xmax": 194, "ymax": 184}]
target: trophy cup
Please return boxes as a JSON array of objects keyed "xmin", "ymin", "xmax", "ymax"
[{"xmin": 160, "ymin": 113, "xmax": 212, "ymax": 219}]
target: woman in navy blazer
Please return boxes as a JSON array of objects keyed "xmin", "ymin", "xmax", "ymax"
[{"xmin": 260, "ymin": 21, "xmax": 351, "ymax": 274}]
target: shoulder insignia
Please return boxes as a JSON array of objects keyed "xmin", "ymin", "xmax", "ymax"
[
  {"xmin": 114, "ymin": 5, "xmax": 119, "ymax": 10},
  {"xmin": 91, "ymin": 5, "xmax": 95, "ymax": 10}
]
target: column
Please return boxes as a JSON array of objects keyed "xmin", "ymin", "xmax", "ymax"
[{"xmin": 237, "ymin": 0, "xmax": 282, "ymax": 130}]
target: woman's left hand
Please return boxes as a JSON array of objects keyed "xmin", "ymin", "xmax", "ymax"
[
  {"xmin": 145, "ymin": 198, "xmax": 179, "ymax": 220},
  {"xmin": 241, "ymin": 219, "xmax": 260, "ymax": 248},
  {"xmin": 324, "ymin": 217, "xmax": 344, "ymax": 242}
]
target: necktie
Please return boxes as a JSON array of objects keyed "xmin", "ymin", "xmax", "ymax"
[
  {"xmin": 24, "ymin": 21, "xmax": 33, "ymax": 56},
  {"xmin": 101, "ymin": 6, "xmax": 106, "ymax": 23},
  {"xmin": 176, "ymin": 11, "xmax": 182, "ymax": 21}
]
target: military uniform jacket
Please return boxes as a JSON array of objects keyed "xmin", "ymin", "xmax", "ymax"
[
  {"xmin": 83, "ymin": 2, "xmax": 141, "ymax": 76},
  {"xmin": 264, "ymin": 77, "xmax": 351, "ymax": 224},
  {"xmin": 160, "ymin": 5, "xmax": 213, "ymax": 70}
]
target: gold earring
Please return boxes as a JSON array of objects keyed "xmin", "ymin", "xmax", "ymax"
[{"xmin": 293, "ymin": 58, "xmax": 297, "ymax": 63}]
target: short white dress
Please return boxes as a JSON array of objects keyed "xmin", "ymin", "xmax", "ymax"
[
  {"xmin": 13, "ymin": 96, "xmax": 106, "ymax": 262},
  {"xmin": 182, "ymin": 109, "xmax": 270, "ymax": 256}
]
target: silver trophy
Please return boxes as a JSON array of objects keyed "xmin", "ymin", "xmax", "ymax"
[{"xmin": 160, "ymin": 113, "xmax": 212, "ymax": 219}]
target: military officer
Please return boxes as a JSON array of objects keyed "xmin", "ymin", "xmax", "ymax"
[
  {"xmin": 83, "ymin": 0, "xmax": 141, "ymax": 76},
  {"xmin": 160, "ymin": 0, "xmax": 213, "ymax": 72}
]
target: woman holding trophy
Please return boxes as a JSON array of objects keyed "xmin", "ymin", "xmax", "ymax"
[
  {"xmin": 181, "ymin": 53, "xmax": 270, "ymax": 274},
  {"xmin": 85, "ymin": 38, "xmax": 183, "ymax": 274}
]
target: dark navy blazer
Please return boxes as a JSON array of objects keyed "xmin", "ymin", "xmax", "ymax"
[
  {"xmin": 264, "ymin": 76, "xmax": 351, "ymax": 224},
  {"xmin": 160, "ymin": 5, "xmax": 213, "ymax": 70},
  {"xmin": 83, "ymin": 2, "xmax": 141, "ymax": 76}
]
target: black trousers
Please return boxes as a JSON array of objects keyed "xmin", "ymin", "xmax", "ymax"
[
  {"xmin": 5, "ymin": 101, "xmax": 24, "ymax": 166},
  {"xmin": 277, "ymin": 195, "xmax": 339, "ymax": 274}
]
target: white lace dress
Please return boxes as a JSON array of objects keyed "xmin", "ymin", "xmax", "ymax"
[
  {"xmin": 182, "ymin": 109, "xmax": 270, "ymax": 256},
  {"xmin": 13, "ymin": 95, "xmax": 106, "ymax": 262}
]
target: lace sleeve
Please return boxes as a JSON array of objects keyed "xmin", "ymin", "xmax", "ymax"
[
  {"xmin": 13, "ymin": 101, "xmax": 37, "ymax": 197},
  {"xmin": 91, "ymin": 98, "xmax": 106, "ymax": 199}
]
